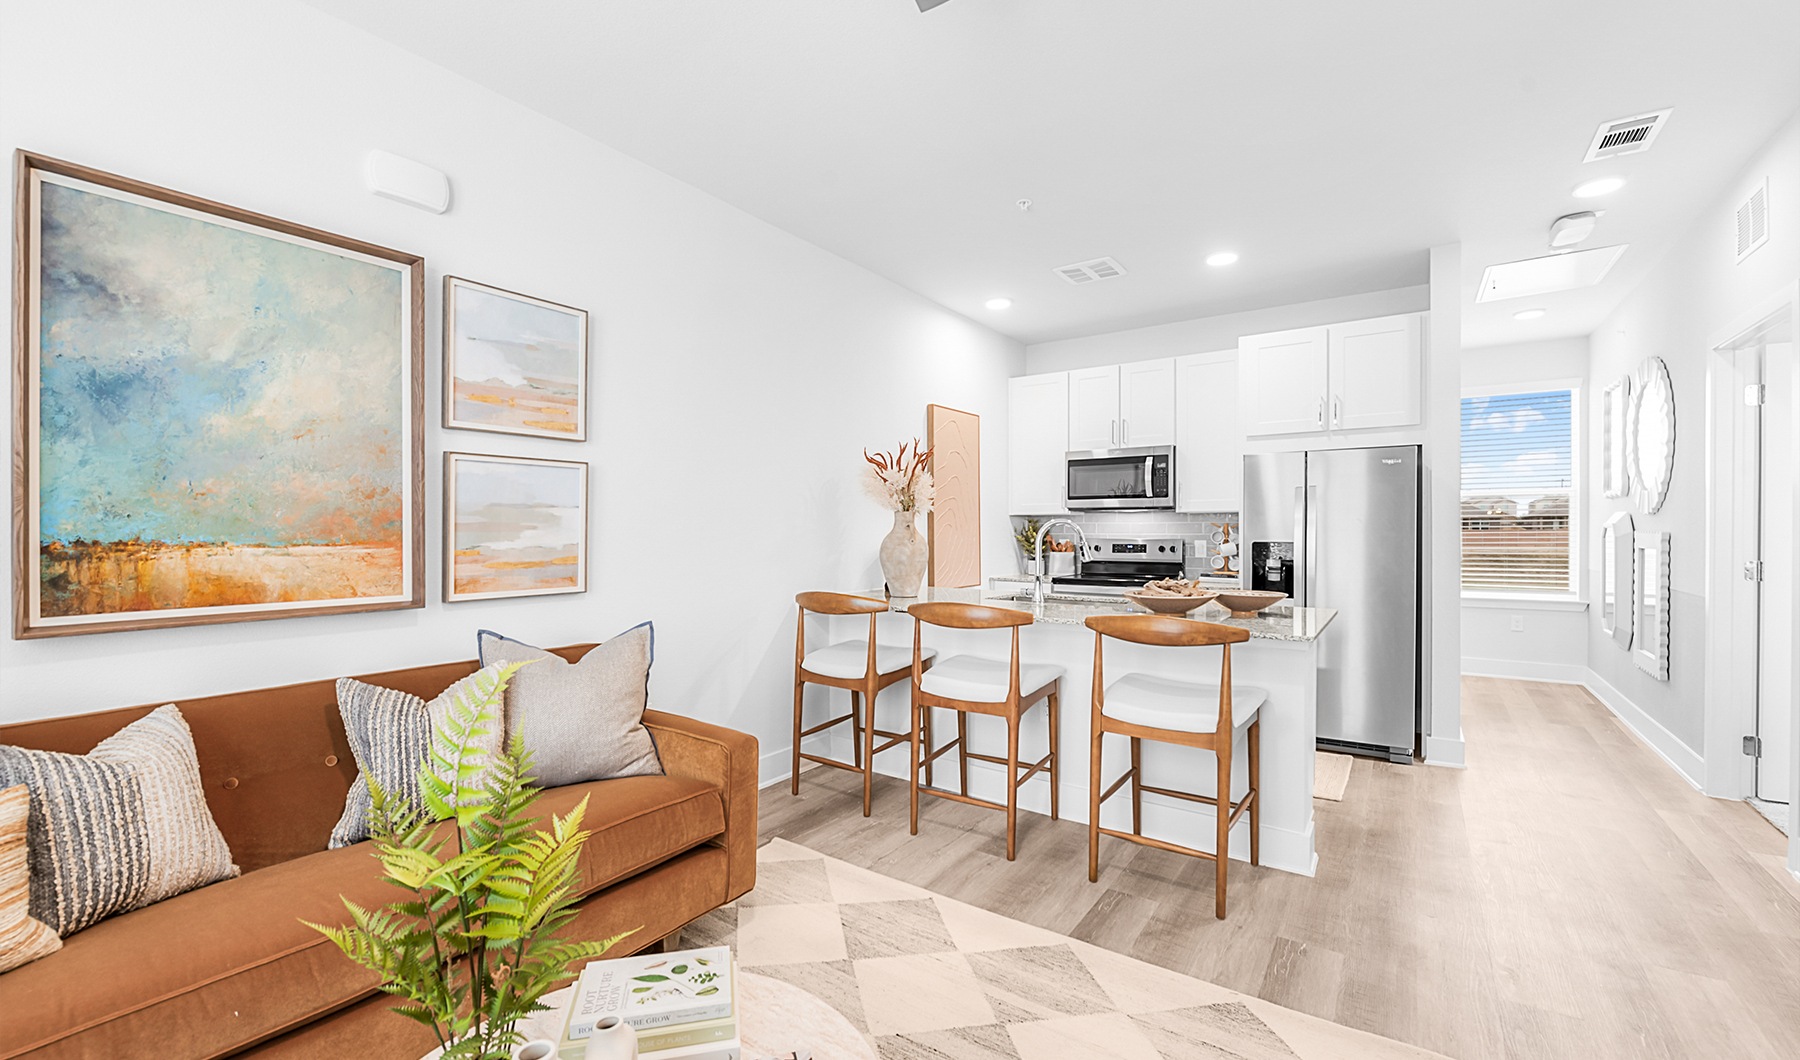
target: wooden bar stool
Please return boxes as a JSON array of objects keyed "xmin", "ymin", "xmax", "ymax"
[
  {"xmin": 907, "ymin": 602, "xmax": 1063, "ymax": 861},
  {"xmin": 792, "ymin": 592, "xmax": 936, "ymax": 816},
  {"xmin": 1084, "ymin": 614, "xmax": 1264, "ymax": 919}
]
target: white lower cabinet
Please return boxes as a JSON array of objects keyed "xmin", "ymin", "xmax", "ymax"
[
  {"xmin": 1007, "ymin": 372, "xmax": 1069, "ymax": 514},
  {"xmin": 1175, "ymin": 350, "xmax": 1241, "ymax": 512}
]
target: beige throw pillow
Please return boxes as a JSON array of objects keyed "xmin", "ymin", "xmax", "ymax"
[
  {"xmin": 0, "ymin": 785, "xmax": 61, "ymax": 973},
  {"xmin": 477, "ymin": 624, "xmax": 663, "ymax": 788}
]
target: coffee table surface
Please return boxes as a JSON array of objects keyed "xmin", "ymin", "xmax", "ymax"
[{"xmin": 421, "ymin": 971, "xmax": 877, "ymax": 1059}]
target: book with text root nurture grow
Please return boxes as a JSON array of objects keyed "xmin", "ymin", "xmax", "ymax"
[{"xmin": 564, "ymin": 946, "xmax": 735, "ymax": 1038}]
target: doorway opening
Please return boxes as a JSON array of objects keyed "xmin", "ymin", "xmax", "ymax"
[{"xmin": 1707, "ymin": 288, "xmax": 1799, "ymax": 845}]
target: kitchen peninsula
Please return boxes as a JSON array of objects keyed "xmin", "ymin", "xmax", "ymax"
[{"xmin": 809, "ymin": 586, "xmax": 1337, "ymax": 877}]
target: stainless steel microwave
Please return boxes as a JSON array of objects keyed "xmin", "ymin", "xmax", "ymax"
[{"xmin": 1065, "ymin": 446, "xmax": 1176, "ymax": 510}]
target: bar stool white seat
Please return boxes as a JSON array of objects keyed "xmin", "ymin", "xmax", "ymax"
[
  {"xmin": 920, "ymin": 655, "xmax": 1063, "ymax": 704},
  {"xmin": 804, "ymin": 640, "xmax": 935, "ymax": 681},
  {"xmin": 1100, "ymin": 674, "xmax": 1266, "ymax": 734}
]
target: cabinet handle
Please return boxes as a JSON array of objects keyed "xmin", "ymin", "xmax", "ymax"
[
  {"xmin": 1332, "ymin": 396, "xmax": 1341, "ymax": 429},
  {"xmin": 1122, "ymin": 419, "xmax": 1129, "ymax": 445},
  {"xmin": 1111, "ymin": 419, "xmax": 1118, "ymax": 447},
  {"xmin": 1316, "ymin": 399, "xmax": 1324, "ymax": 428}
]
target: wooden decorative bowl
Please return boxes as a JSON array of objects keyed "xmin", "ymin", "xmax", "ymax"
[
  {"xmin": 1209, "ymin": 589, "xmax": 1287, "ymax": 617},
  {"xmin": 1123, "ymin": 589, "xmax": 1218, "ymax": 615}
]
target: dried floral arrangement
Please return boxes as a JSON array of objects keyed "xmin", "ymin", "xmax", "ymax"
[{"xmin": 863, "ymin": 439, "xmax": 935, "ymax": 513}]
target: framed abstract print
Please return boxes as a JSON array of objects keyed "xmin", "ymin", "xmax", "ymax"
[
  {"xmin": 12, "ymin": 151, "xmax": 426, "ymax": 638},
  {"xmin": 443, "ymin": 276, "xmax": 587, "ymax": 440},
  {"xmin": 443, "ymin": 452, "xmax": 588, "ymax": 602}
]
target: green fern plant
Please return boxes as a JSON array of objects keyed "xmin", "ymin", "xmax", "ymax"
[{"xmin": 306, "ymin": 662, "xmax": 636, "ymax": 1059}]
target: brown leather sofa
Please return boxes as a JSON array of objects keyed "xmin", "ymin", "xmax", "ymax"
[{"xmin": 0, "ymin": 646, "xmax": 758, "ymax": 1059}]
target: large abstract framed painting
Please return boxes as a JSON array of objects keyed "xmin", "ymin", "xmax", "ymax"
[
  {"xmin": 443, "ymin": 276, "xmax": 587, "ymax": 440},
  {"xmin": 12, "ymin": 152, "xmax": 426, "ymax": 638},
  {"xmin": 444, "ymin": 452, "xmax": 588, "ymax": 602}
]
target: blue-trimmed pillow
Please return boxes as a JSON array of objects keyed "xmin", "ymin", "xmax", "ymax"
[{"xmin": 477, "ymin": 623, "xmax": 663, "ymax": 787}]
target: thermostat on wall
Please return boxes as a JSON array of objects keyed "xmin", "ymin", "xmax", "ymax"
[{"xmin": 364, "ymin": 150, "xmax": 450, "ymax": 214}]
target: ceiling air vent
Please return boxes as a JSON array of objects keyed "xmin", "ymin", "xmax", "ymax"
[
  {"xmin": 1582, "ymin": 108, "xmax": 1672, "ymax": 163},
  {"xmin": 1054, "ymin": 256, "xmax": 1127, "ymax": 285},
  {"xmin": 1736, "ymin": 178, "xmax": 1770, "ymax": 263}
]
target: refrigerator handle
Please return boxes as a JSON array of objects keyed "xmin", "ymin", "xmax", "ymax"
[
  {"xmin": 1292, "ymin": 485, "xmax": 1306, "ymax": 606},
  {"xmin": 1304, "ymin": 484, "xmax": 1319, "ymax": 606}
]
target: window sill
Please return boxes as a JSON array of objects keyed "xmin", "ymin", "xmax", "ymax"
[{"xmin": 1461, "ymin": 594, "xmax": 1589, "ymax": 612}]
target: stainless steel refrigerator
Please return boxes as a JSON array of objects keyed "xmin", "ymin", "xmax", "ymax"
[{"xmin": 1241, "ymin": 445, "xmax": 1420, "ymax": 762}]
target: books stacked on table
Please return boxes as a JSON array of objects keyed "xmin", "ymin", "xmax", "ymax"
[{"xmin": 559, "ymin": 946, "xmax": 738, "ymax": 1059}]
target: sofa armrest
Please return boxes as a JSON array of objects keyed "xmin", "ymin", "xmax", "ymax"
[{"xmin": 642, "ymin": 710, "xmax": 758, "ymax": 904}]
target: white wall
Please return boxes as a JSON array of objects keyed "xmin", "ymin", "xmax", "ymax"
[
  {"xmin": 1459, "ymin": 337, "xmax": 1591, "ymax": 683},
  {"xmin": 0, "ymin": 1, "xmax": 1025, "ymax": 785},
  {"xmin": 1024, "ymin": 286, "xmax": 1431, "ymax": 371},
  {"xmin": 1584, "ymin": 107, "xmax": 1800, "ymax": 793}
]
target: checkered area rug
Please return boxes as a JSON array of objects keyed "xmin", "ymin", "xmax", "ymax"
[{"xmin": 685, "ymin": 839, "xmax": 1447, "ymax": 1059}]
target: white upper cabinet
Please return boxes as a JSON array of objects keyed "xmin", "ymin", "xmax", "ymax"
[
  {"xmin": 1068, "ymin": 360, "xmax": 1176, "ymax": 449},
  {"xmin": 1007, "ymin": 372, "xmax": 1070, "ymax": 515},
  {"xmin": 1239, "ymin": 327, "xmax": 1330, "ymax": 435},
  {"xmin": 1119, "ymin": 358, "xmax": 1177, "ymax": 446},
  {"xmin": 1239, "ymin": 314, "xmax": 1422, "ymax": 436},
  {"xmin": 1066, "ymin": 366, "xmax": 1122, "ymax": 450},
  {"xmin": 1327, "ymin": 314, "xmax": 1421, "ymax": 431},
  {"xmin": 1174, "ymin": 351, "xmax": 1241, "ymax": 512}
]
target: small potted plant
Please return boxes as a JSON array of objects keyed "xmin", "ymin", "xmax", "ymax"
[
  {"xmin": 307, "ymin": 663, "xmax": 634, "ymax": 1059},
  {"xmin": 1013, "ymin": 518, "xmax": 1046, "ymax": 575}
]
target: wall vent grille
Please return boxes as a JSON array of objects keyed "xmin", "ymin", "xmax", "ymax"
[
  {"xmin": 1736, "ymin": 179, "xmax": 1770, "ymax": 264},
  {"xmin": 1582, "ymin": 109, "xmax": 1672, "ymax": 163},
  {"xmin": 1054, "ymin": 256, "xmax": 1127, "ymax": 285}
]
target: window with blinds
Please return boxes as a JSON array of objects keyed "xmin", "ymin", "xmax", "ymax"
[{"xmin": 1461, "ymin": 389, "xmax": 1575, "ymax": 593}]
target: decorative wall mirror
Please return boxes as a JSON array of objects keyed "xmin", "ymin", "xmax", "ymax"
[
  {"xmin": 1601, "ymin": 376, "xmax": 1633, "ymax": 498},
  {"xmin": 1632, "ymin": 530, "xmax": 1671, "ymax": 680},
  {"xmin": 1627, "ymin": 356, "xmax": 1676, "ymax": 515},
  {"xmin": 1600, "ymin": 512, "xmax": 1635, "ymax": 648}
]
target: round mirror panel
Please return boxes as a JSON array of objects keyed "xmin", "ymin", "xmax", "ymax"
[{"xmin": 1628, "ymin": 357, "xmax": 1675, "ymax": 515}]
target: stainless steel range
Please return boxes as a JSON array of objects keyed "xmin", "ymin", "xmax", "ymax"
[{"xmin": 1052, "ymin": 536, "xmax": 1187, "ymax": 595}]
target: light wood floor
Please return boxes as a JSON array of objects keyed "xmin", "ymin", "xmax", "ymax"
[{"xmin": 760, "ymin": 677, "xmax": 1800, "ymax": 1059}]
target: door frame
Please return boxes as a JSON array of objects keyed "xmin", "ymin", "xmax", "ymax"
[{"xmin": 1704, "ymin": 282, "xmax": 1800, "ymax": 872}]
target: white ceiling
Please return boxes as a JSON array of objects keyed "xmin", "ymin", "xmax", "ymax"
[{"xmin": 308, "ymin": 0, "xmax": 1800, "ymax": 349}]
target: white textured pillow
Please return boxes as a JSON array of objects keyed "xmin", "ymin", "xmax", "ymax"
[
  {"xmin": 0, "ymin": 706, "xmax": 238, "ymax": 937},
  {"xmin": 477, "ymin": 625, "xmax": 663, "ymax": 788}
]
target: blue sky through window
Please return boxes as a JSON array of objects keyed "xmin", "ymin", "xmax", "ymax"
[{"xmin": 1461, "ymin": 390, "xmax": 1574, "ymax": 505}]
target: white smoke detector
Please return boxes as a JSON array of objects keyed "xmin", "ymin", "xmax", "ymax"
[{"xmin": 1549, "ymin": 212, "xmax": 1599, "ymax": 248}]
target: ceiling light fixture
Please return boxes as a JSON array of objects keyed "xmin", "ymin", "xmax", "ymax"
[
  {"xmin": 1205, "ymin": 251, "xmax": 1239, "ymax": 267},
  {"xmin": 1549, "ymin": 211, "xmax": 1599, "ymax": 248},
  {"xmin": 1574, "ymin": 177, "xmax": 1626, "ymax": 198},
  {"xmin": 985, "ymin": 297, "xmax": 1013, "ymax": 310},
  {"xmin": 1476, "ymin": 245, "xmax": 1627, "ymax": 302},
  {"xmin": 1513, "ymin": 308, "xmax": 1548, "ymax": 321}
]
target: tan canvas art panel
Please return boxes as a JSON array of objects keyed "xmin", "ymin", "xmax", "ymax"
[{"xmin": 926, "ymin": 404, "xmax": 980, "ymax": 587}]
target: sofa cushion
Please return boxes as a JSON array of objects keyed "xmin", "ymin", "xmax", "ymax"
[
  {"xmin": 478, "ymin": 627, "xmax": 663, "ymax": 787},
  {"xmin": 0, "ymin": 773, "xmax": 725, "ymax": 1060}
]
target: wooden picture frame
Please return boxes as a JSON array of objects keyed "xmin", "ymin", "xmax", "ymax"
[
  {"xmin": 443, "ymin": 452, "xmax": 588, "ymax": 603},
  {"xmin": 12, "ymin": 151, "xmax": 425, "ymax": 638},
  {"xmin": 443, "ymin": 276, "xmax": 588, "ymax": 441}
]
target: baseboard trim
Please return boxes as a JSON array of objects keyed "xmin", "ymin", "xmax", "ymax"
[
  {"xmin": 1580, "ymin": 670, "xmax": 1705, "ymax": 791},
  {"xmin": 1461, "ymin": 657, "xmax": 1589, "ymax": 684},
  {"xmin": 1423, "ymin": 735, "xmax": 1466, "ymax": 768}
]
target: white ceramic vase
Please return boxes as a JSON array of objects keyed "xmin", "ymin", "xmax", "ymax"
[
  {"xmin": 583, "ymin": 1017, "xmax": 639, "ymax": 1060},
  {"xmin": 515, "ymin": 1039, "xmax": 558, "ymax": 1060},
  {"xmin": 879, "ymin": 508, "xmax": 927, "ymax": 598}
]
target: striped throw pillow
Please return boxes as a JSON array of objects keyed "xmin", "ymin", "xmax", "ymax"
[
  {"xmin": 0, "ymin": 785, "xmax": 61, "ymax": 972},
  {"xmin": 0, "ymin": 706, "xmax": 238, "ymax": 938},
  {"xmin": 328, "ymin": 665, "xmax": 507, "ymax": 849}
]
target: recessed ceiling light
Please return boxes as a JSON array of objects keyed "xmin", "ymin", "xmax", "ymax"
[
  {"xmin": 985, "ymin": 297, "xmax": 1013, "ymax": 311},
  {"xmin": 1573, "ymin": 177, "xmax": 1626, "ymax": 198},
  {"xmin": 1205, "ymin": 251, "xmax": 1239, "ymax": 267},
  {"xmin": 1513, "ymin": 308, "xmax": 1548, "ymax": 321}
]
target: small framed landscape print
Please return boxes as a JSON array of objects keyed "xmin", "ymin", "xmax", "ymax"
[
  {"xmin": 444, "ymin": 276, "xmax": 587, "ymax": 440},
  {"xmin": 444, "ymin": 452, "xmax": 588, "ymax": 602},
  {"xmin": 13, "ymin": 151, "xmax": 425, "ymax": 638}
]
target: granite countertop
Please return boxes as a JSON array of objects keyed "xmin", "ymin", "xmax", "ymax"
[{"xmin": 860, "ymin": 585, "xmax": 1337, "ymax": 643}]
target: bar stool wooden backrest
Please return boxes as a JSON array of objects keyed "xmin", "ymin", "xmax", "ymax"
[
  {"xmin": 1085, "ymin": 614, "xmax": 1251, "ymax": 732},
  {"xmin": 905, "ymin": 601, "xmax": 1035, "ymax": 702},
  {"xmin": 1084, "ymin": 613, "xmax": 1257, "ymax": 920},
  {"xmin": 794, "ymin": 591, "xmax": 890, "ymax": 678}
]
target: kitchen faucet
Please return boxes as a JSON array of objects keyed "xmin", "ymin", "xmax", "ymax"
[{"xmin": 1032, "ymin": 518, "xmax": 1090, "ymax": 605}]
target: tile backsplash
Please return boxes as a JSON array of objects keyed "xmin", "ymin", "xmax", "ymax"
[{"xmin": 1011, "ymin": 511, "xmax": 1241, "ymax": 579}]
